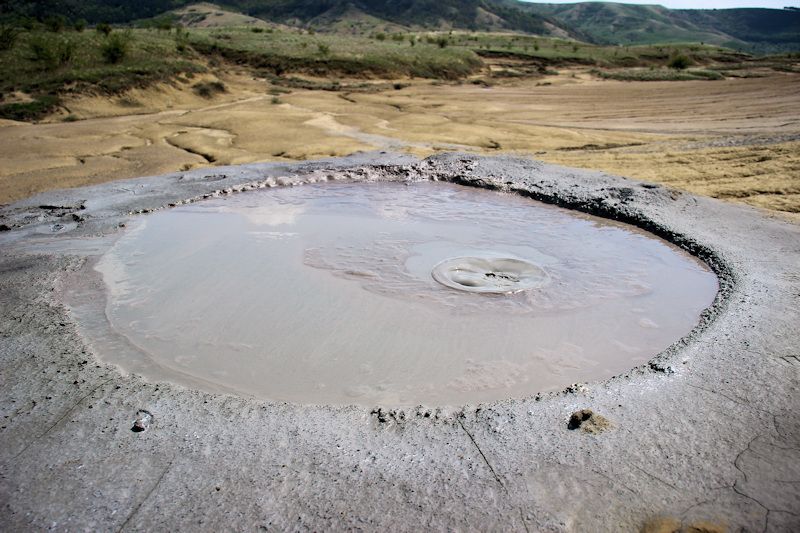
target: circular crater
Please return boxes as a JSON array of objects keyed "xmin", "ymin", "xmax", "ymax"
[
  {"xmin": 72, "ymin": 180, "xmax": 719, "ymax": 406},
  {"xmin": 432, "ymin": 256, "xmax": 549, "ymax": 294}
]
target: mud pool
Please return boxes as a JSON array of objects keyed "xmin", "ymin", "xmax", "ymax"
[{"xmin": 80, "ymin": 181, "xmax": 718, "ymax": 405}]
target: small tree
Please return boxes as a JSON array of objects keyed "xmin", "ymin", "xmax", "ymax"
[
  {"xmin": 0, "ymin": 25, "xmax": 19, "ymax": 51},
  {"xmin": 96, "ymin": 23, "xmax": 112, "ymax": 36},
  {"xmin": 44, "ymin": 15, "xmax": 66, "ymax": 33},
  {"xmin": 668, "ymin": 54, "xmax": 692, "ymax": 70},
  {"xmin": 29, "ymin": 35, "xmax": 75, "ymax": 67},
  {"xmin": 101, "ymin": 32, "xmax": 129, "ymax": 64}
]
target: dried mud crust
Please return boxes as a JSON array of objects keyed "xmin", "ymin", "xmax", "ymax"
[{"xmin": 1, "ymin": 153, "xmax": 799, "ymax": 532}]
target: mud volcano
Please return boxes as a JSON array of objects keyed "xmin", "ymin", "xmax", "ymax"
[
  {"xmin": 4, "ymin": 154, "xmax": 799, "ymax": 531},
  {"xmin": 80, "ymin": 181, "xmax": 717, "ymax": 405}
]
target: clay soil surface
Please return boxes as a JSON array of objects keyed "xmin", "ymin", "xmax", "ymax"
[{"xmin": 1, "ymin": 69, "xmax": 798, "ymax": 218}]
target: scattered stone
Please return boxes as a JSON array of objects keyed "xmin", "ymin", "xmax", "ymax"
[
  {"xmin": 564, "ymin": 383, "xmax": 589, "ymax": 394},
  {"xmin": 567, "ymin": 409, "xmax": 612, "ymax": 433},
  {"xmin": 649, "ymin": 361, "xmax": 675, "ymax": 374},
  {"xmin": 131, "ymin": 410, "xmax": 153, "ymax": 433}
]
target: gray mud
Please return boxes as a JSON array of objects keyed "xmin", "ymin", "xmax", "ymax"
[
  {"xmin": 75, "ymin": 181, "xmax": 716, "ymax": 406},
  {"xmin": 1, "ymin": 152, "xmax": 799, "ymax": 531}
]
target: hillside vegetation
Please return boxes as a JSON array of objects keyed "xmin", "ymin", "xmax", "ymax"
[
  {"xmin": 1, "ymin": 7, "xmax": 797, "ymax": 122},
  {"xmin": 524, "ymin": 3, "xmax": 800, "ymax": 54},
  {"xmin": 0, "ymin": 27, "xmax": 203, "ymax": 120},
  {"xmin": 2, "ymin": 1, "xmax": 799, "ymax": 53}
]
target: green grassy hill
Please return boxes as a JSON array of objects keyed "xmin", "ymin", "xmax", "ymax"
[
  {"xmin": 522, "ymin": 3, "xmax": 800, "ymax": 53},
  {"xmin": 2, "ymin": 1, "xmax": 798, "ymax": 52}
]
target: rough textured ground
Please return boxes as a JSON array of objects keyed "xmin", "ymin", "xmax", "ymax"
[
  {"xmin": 1, "ymin": 71, "xmax": 798, "ymax": 218},
  {"xmin": 1, "ymin": 153, "xmax": 798, "ymax": 531}
]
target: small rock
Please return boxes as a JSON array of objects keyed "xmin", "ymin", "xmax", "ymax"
[
  {"xmin": 131, "ymin": 410, "xmax": 153, "ymax": 433},
  {"xmin": 649, "ymin": 361, "xmax": 675, "ymax": 374}
]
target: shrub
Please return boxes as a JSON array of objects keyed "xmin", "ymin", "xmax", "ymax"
[
  {"xmin": 96, "ymin": 23, "xmax": 112, "ymax": 36},
  {"xmin": 251, "ymin": 27, "xmax": 264, "ymax": 33},
  {"xmin": 0, "ymin": 25, "xmax": 19, "ymax": 51},
  {"xmin": 0, "ymin": 95, "xmax": 59, "ymax": 121},
  {"xmin": 192, "ymin": 81, "xmax": 226, "ymax": 98},
  {"xmin": 29, "ymin": 35, "xmax": 55, "ymax": 62},
  {"xmin": 29, "ymin": 35, "xmax": 75, "ymax": 66},
  {"xmin": 44, "ymin": 15, "xmax": 66, "ymax": 33},
  {"xmin": 375, "ymin": 33, "xmax": 386, "ymax": 41},
  {"xmin": 317, "ymin": 42, "xmax": 330, "ymax": 56},
  {"xmin": 56, "ymin": 37, "xmax": 75, "ymax": 64},
  {"xmin": 101, "ymin": 33, "xmax": 129, "ymax": 64},
  {"xmin": 668, "ymin": 54, "xmax": 692, "ymax": 70},
  {"xmin": 74, "ymin": 19, "xmax": 87, "ymax": 32},
  {"xmin": 175, "ymin": 28, "xmax": 190, "ymax": 52}
]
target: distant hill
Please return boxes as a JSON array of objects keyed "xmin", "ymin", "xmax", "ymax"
[
  {"xmin": 2, "ymin": 1, "xmax": 798, "ymax": 53},
  {"xmin": 0, "ymin": 0, "xmax": 574, "ymax": 36},
  {"xmin": 522, "ymin": 3, "xmax": 800, "ymax": 53},
  {"xmin": 170, "ymin": 2, "xmax": 271, "ymax": 28}
]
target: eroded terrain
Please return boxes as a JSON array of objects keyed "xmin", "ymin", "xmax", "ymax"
[{"xmin": 1, "ymin": 69, "xmax": 798, "ymax": 218}]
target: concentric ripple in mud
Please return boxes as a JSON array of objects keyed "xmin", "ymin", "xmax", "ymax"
[
  {"xmin": 83, "ymin": 181, "xmax": 718, "ymax": 406},
  {"xmin": 431, "ymin": 255, "xmax": 549, "ymax": 294}
]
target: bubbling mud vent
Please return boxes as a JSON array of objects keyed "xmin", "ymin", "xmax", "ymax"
[
  {"xmin": 74, "ymin": 181, "xmax": 718, "ymax": 406},
  {"xmin": 431, "ymin": 256, "xmax": 549, "ymax": 294}
]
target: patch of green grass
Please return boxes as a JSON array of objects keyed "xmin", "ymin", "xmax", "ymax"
[
  {"xmin": 0, "ymin": 94, "xmax": 59, "ymax": 121},
  {"xmin": 187, "ymin": 28, "xmax": 482, "ymax": 80},
  {"xmin": 0, "ymin": 28, "xmax": 205, "ymax": 121},
  {"xmin": 440, "ymin": 32, "xmax": 750, "ymax": 68},
  {"xmin": 592, "ymin": 67, "xmax": 725, "ymax": 81}
]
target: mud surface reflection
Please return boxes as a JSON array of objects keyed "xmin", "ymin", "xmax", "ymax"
[{"xmin": 88, "ymin": 181, "xmax": 718, "ymax": 405}]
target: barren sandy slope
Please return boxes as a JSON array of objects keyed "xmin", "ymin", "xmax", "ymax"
[{"xmin": 1, "ymin": 70, "xmax": 797, "ymax": 217}]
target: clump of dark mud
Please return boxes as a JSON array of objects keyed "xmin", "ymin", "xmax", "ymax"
[{"xmin": 567, "ymin": 409, "xmax": 612, "ymax": 433}]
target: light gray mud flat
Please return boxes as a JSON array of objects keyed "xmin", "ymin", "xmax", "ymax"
[{"xmin": 0, "ymin": 153, "xmax": 798, "ymax": 531}]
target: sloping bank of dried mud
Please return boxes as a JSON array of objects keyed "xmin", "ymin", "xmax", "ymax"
[{"xmin": 1, "ymin": 153, "xmax": 798, "ymax": 531}]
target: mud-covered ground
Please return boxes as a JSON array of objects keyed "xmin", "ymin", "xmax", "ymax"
[
  {"xmin": 1, "ymin": 70, "xmax": 798, "ymax": 219},
  {"xmin": 1, "ymin": 153, "xmax": 798, "ymax": 531}
]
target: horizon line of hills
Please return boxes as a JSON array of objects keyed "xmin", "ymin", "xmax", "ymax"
[{"xmin": 2, "ymin": 1, "xmax": 799, "ymax": 53}]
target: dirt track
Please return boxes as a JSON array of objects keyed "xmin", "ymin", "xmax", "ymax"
[{"xmin": 0, "ymin": 70, "xmax": 798, "ymax": 217}]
